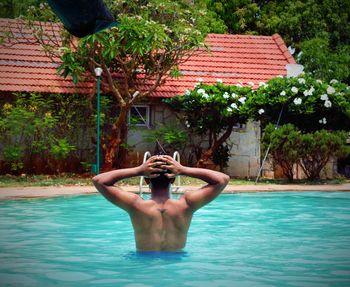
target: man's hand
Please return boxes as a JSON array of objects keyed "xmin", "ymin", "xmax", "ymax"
[
  {"xmin": 159, "ymin": 155, "xmax": 185, "ymax": 178},
  {"xmin": 139, "ymin": 155, "xmax": 167, "ymax": 178}
]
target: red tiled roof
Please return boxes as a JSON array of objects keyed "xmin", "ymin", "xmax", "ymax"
[{"xmin": 0, "ymin": 18, "xmax": 295, "ymax": 98}]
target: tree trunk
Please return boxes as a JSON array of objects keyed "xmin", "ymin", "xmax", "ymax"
[{"xmin": 102, "ymin": 104, "xmax": 129, "ymax": 171}]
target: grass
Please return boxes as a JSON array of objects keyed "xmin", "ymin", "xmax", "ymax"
[{"xmin": 0, "ymin": 174, "xmax": 347, "ymax": 188}]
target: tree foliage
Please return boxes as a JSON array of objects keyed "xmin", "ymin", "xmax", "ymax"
[
  {"xmin": 262, "ymin": 123, "xmax": 302, "ymax": 181},
  {"xmin": 165, "ymin": 81, "xmax": 252, "ymax": 166},
  {"xmin": 244, "ymin": 75, "xmax": 350, "ymax": 132},
  {"xmin": 0, "ymin": 93, "xmax": 88, "ymax": 174},
  {"xmin": 0, "ymin": 0, "xmax": 44, "ymax": 18},
  {"xmin": 202, "ymin": 0, "xmax": 350, "ymax": 83},
  {"xmin": 13, "ymin": 0, "xmax": 220, "ymax": 170}
]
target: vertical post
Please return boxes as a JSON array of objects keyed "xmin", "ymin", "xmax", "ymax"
[
  {"xmin": 94, "ymin": 67, "xmax": 103, "ymax": 174},
  {"xmin": 96, "ymin": 76, "xmax": 101, "ymax": 174}
]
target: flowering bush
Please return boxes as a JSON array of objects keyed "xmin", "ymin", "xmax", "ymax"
[
  {"xmin": 244, "ymin": 75, "xmax": 350, "ymax": 132},
  {"xmin": 164, "ymin": 82, "xmax": 252, "ymax": 166}
]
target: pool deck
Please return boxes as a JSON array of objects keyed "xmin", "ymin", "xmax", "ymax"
[{"xmin": 0, "ymin": 183, "xmax": 350, "ymax": 200}]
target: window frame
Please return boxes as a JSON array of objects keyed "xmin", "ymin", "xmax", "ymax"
[{"xmin": 128, "ymin": 104, "xmax": 150, "ymax": 127}]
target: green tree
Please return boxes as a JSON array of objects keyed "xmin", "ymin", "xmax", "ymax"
[
  {"xmin": 202, "ymin": 0, "xmax": 350, "ymax": 83},
  {"xmin": 299, "ymin": 130, "xmax": 349, "ymax": 180},
  {"xmin": 165, "ymin": 81, "xmax": 251, "ymax": 167},
  {"xmin": 243, "ymin": 74, "xmax": 350, "ymax": 132},
  {"xmin": 12, "ymin": 0, "xmax": 221, "ymax": 170},
  {"xmin": 261, "ymin": 123, "xmax": 349, "ymax": 180},
  {"xmin": 0, "ymin": 93, "xmax": 79, "ymax": 174},
  {"xmin": 0, "ymin": 0, "xmax": 44, "ymax": 18},
  {"xmin": 262, "ymin": 123, "xmax": 302, "ymax": 181}
]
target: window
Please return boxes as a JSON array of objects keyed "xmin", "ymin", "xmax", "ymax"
[
  {"xmin": 233, "ymin": 123, "xmax": 246, "ymax": 129},
  {"xmin": 128, "ymin": 105, "xmax": 150, "ymax": 127}
]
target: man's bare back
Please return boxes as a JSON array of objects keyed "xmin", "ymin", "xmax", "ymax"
[
  {"xmin": 93, "ymin": 155, "xmax": 229, "ymax": 251},
  {"xmin": 130, "ymin": 197, "xmax": 192, "ymax": 250}
]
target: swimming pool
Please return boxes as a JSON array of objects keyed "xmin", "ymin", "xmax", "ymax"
[{"xmin": 0, "ymin": 192, "xmax": 349, "ymax": 287}]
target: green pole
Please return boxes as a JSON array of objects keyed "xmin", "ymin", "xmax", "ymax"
[{"xmin": 96, "ymin": 75, "xmax": 101, "ymax": 174}]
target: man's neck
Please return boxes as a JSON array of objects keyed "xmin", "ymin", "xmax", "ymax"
[{"xmin": 151, "ymin": 188, "xmax": 170, "ymax": 203}]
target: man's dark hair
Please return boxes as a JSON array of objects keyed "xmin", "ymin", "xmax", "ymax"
[
  {"xmin": 150, "ymin": 172, "xmax": 172, "ymax": 189},
  {"xmin": 149, "ymin": 146, "xmax": 172, "ymax": 189}
]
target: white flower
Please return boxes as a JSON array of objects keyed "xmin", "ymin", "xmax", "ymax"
[
  {"xmin": 203, "ymin": 93, "xmax": 209, "ymax": 99},
  {"xmin": 320, "ymin": 94, "xmax": 328, "ymax": 101},
  {"xmin": 247, "ymin": 81, "xmax": 255, "ymax": 87},
  {"xmin": 293, "ymin": 97, "xmax": 302, "ymax": 105},
  {"xmin": 298, "ymin": 78, "xmax": 306, "ymax": 84},
  {"xmin": 197, "ymin": 88, "xmax": 205, "ymax": 95},
  {"xmin": 194, "ymin": 83, "xmax": 200, "ymax": 88},
  {"xmin": 316, "ymin": 79, "xmax": 323, "ymax": 84},
  {"xmin": 185, "ymin": 120, "xmax": 191, "ymax": 128},
  {"xmin": 259, "ymin": 82, "xmax": 268, "ymax": 88},
  {"xmin": 197, "ymin": 78, "xmax": 203, "ymax": 83},
  {"xmin": 216, "ymin": 79, "xmax": 223, "ymax": 83},
  {"xmin": 324, "ymin": 100, "xmax": 332, "ymax": 108},
  {"xmin": 277, "ymin": 75, "xmax": 284, "ymax": 78},
  {"xmin": 230, "ymin": 103, "xmax": 238, "ymax": 109},
  {"xmin": 184, "ymin": 89, "xmax": 191, "ymax": 96},
  {"xmin": 291, "ymin": 86, "xmax": 298, "ymax": 93},
  {"xmin": 238, "ymin": 97, "xmax": 246, "ymax": 103},
  {"xmin": 280, "ymin": 91, "xmax": 286, "ymax": 96},
  {"xmin": 258, "ymin": 109, "xmax": 265, "ymax": 114},
  {"xmin": 223, "ymin": 92, "xmax": 229, "ymax": 99},
  {"xmin": 186, "ymin": 124, "xmax": 191, "ymax": 128},
  {"xmin": 318, "ymin": 118, "xmax": 327, "ymax": 124},
  {"xmin": 227, "ymin": 107, "xmax": 232, "ymax": 113},
  {"xmin": 330, "ymin": 79, "xmax": 338, "ymax": 84},
  {"xmin": 303, "ymin": 87, "xmax": 314, "ymax": 96},
  {"xmin": 231, "ymin": 93, "xmax": 238, "ymax": 98},
  {"xmin": 236, "ymin": 83, "xmax": 242, "ymax": 87},
  {"xmin": 326, "ymin": 86, "xmax": 335, "ymax": 94}
]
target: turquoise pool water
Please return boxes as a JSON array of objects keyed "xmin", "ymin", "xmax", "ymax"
[{"xmin": 0, "ymin": 192, "xmax": 350, "ymax": 287}]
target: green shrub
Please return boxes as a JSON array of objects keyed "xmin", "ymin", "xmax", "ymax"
[
  {"xmin": 143, "ymin": 124, "xmax": 188, "ymax": 154},
  {"xmin": 262, "ymin": 123, "xmax": 302, "ymax": 181},
  {"xmin": 263, "ymin": 123, "xmax": 350, "ymax": 180},
  {"xmin": 0, "ymin": 92, "xmax": 89, "ymax": 174},
  {"xmin": 299, "ymin": 130, "xmax": 350, "ymax": 180}
]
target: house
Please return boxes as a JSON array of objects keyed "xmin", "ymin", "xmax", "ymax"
[{"xmin": 0, "ymin": 18, "xmax": 296, "ymax": 177}]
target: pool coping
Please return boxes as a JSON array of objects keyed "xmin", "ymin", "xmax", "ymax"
[{"xmin": 0, "ymin": 183, "xmax": 349, "ymax": 200}]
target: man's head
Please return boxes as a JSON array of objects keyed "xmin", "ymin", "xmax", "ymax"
[{"xmin": 145, "ymin": 153, "xmax": 175, "ymax": 191}]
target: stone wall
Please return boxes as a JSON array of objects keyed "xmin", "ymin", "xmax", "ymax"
[{"xmin": 226, "ymin": 120, "xmax": 261, "ymax": 178}]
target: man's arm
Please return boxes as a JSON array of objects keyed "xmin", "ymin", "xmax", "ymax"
[
  {"xmin": 161, "ymin": 156, "xmax": 230, "ymax": 211},
  {"xmin": 92, "ymin": 156, "xmax": 164, "ymax": 212}
]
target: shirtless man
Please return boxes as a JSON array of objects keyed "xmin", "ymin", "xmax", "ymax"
[{"xmin": 92, "ymin": 155, "xmax": 229, "ymax": 251}]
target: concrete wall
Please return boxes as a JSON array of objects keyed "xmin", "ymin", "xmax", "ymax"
[
  {"xmin": 127, "ymin": 102, "xmax": 179, "ymax": 165},
  {"xmin": 225, "ymin": 120, "xmax": 261, "ymax": 178}
]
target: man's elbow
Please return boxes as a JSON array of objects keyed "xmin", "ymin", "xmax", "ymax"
[
  {"xmin": 92, "ymin": 175, "xmax": 104, "ymax": 187},
  {"xmin": 219, "ymin": 174, "xmax": 230, "ymax": 186}
]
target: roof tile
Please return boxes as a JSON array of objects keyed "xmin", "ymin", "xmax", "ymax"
[{"xmin": 0, "ymin": 19, "xmax": 295, "ymax": 97}]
